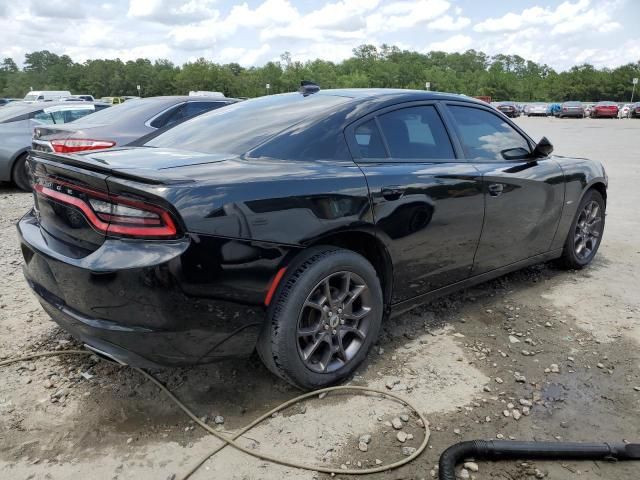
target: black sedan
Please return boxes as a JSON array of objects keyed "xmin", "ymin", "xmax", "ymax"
[
  {"xmin": 19, "ymin": 88, "xmax": 607, "ymax": 390},
  {"xmin": 495, "ymin": 101, "xmax": 520, "ymax": 118}
]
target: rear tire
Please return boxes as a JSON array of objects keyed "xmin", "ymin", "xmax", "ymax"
[
  {"xmin": 257, "ymin": 246, "xmax": 383, "ymax": 390},
  {"xmin": 12, "ymin": 153, "xmax": 31, "ymax": 191},
  {"xmin": 558, "ymin": 189, "xmax": 605, "ymax": 269}
]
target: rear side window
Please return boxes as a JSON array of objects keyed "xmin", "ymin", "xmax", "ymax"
[
  {"xmin": 150, "ymin": 104, "xmax": 185, "ymax": 128},
  {"xmin": 377, "ymin": 106, "xmax": 455, "ymax": 160},
  {"xmin": 448, "ymin": 106, "xmax": 530, "ymax": 161},
  {"xmin": 354, "ymin": 120, "xmax": 386, "ymax": 158}
]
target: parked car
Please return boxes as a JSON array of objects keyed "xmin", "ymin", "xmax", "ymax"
[
  {"xmin": 0, "ymin": 102, "xmax": 109, "ymax": 190},
  {"xmin": 19, "ymin": 88, "xmax": 608, "ymax": 390},
  {"xmin": 32, "ymin": 96, "xmax": 238, "ymax": 156},
  {"xmin": 524, "ymin": 103, "xmax": 548, "ymax": 116},
  {"xmin": 60, "ymin": 94, "xmax": 95, "ymax": 102},
  {"xmin": 619, "ymin": 103, "xmax": 632, "ymax": 118},
  {"xmin": 558, "ymin": 101, "xmax": 585, "ymax": 118},
  {"xmin": 590, "ymin": 101, "xmax": 619, "ymax": 118},
  {"xmin": 547, "ymin": 103, "xmax": 562, "ymax": 116},
  {"xmin": 629, "ymin": 102, "xmax": 640, "ymax": 118},
  {"xmin": 100, "ymin": 96, "xmax": 124, "ymax": 104},
  {"xmin": 0, "ymin": 98, "xmax": 19, "ymax": 107},
  {"xmin": 495, "ymin": 101, "xmax": 520, "ymax": 118},
  {"xmin": 23, "ymin": 90, "xmax": 72, "ymax": 102},
  {"xmin": 584, "ymin": 104, "xmax": 594, "ymax": 116}
]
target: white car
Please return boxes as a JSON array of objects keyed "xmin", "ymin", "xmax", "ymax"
[
  {"xmin": 619, "ymin": 104, "xmax": 632, "ymax": 118},
  {"xmin": 23, "ymin": 90, "xmax": 71, "ymax": 102},
  {"xmin": 525, "ymin": 103, "xmax": 548, "ymax": 116}
]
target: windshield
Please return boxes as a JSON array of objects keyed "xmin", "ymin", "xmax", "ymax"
[
  {"xmin": 24, "ymin": 94, "xmax": 39, "ymax": 101},
  {"xmin": 144, "ymin": 93, "xmax": 350, "ymax": 155},
  {"xmin": 71, "ymin": 98, "xmax": 163, "ymax": 124}
]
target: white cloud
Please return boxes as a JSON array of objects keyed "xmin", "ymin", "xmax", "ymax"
[
  {"xmin": 217, "ymin": 44, "xmax": 272, "ymax": 65},
  {"xmin": 128, "ymin": 0, "xmax": 218, "ymax": 24},
  {"xmin": 427, "ymin": 14, "xmax": 471, "ymax": 31},
  {"xmin": 473, "ymin": 0, "xmax": 620, "ymax": 36},
  {"xmin": 367, "ymin": 0, "xmax": 451, "ymax": 32},
  {"xmin": 426, "ymin": 34, "xmax": 473, "ymax": 53}
]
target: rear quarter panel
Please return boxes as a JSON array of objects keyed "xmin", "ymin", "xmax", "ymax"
[{"xmin": 106, "ymin": 157, "xmax": 374, "ymax": 247}]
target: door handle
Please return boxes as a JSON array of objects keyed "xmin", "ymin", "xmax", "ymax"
[
  {"xmin": 381, "ymin": 186, "xmax": 405, "ymax": 200},
  {"xmin": 488, "ymin": 183, "xmax": 504, "ymax": 196}
]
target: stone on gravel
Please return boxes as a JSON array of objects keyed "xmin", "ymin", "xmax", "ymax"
[
  {"xmin": 495, "ymin": 377, "xmax": 504, "ymax": 384},
  {"xmin": 401, "ymin": 446, "xmax": 416, "ymax": 456},
  {"xmin": 400, "ymin": 413, "xmax": 409, "ymax": 422},
  {"xmin": 464, "ymin": 461, "xmax": 479, "ymax": 472},
  {"xmin": 359, "ymin": 434, "xmax": 371, "ymax": 444},
  {"xmin": 391, "ymin": 417, "xmax": 403, "ymax": 429},
  {"xmin": 519, "ymin": 399, "xmax": 532, "ymax": 407},
  {"xmin": 508, "ymin": 335, "xmax": 520, "ymax": 344},
  {"xmin": 459, "ymin": 467, "xmax": 470, "ymax": 479},
  {"xmin": 214, "ymin": 415, "xmax": 225, "ymax": 425},
  {"xmin": 358, "ymin": 441, "xmax": 368, "ymax": 452},
  {"xmin": 514, "ymin": 372, "xmax": 526, "ymax": 383},
  {"xmin": 513, "ymin": 410, "xmax": 522, "ymax": 421},
  {"xmin": 386, "ymin": 379, "xmax": 400, "ymax": 390},
  {"xmin": 375, "ymin": 459, "xmax": 383, "ymax": 465},
  {"xmin": 396, "ymin": 431, "xmax": 408, "ymax": 443},
  {"xmin": 550, "ymin": 364, "xmax": 560, "ymax": 373}
]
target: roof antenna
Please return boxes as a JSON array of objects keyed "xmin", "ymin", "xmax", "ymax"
[{"xmin": 298, "ymin": 81, "xmax": 320, "ymax": 96}]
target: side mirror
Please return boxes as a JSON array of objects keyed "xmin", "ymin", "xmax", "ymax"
[{"xmin": 533, "ymin": 136, "xmax": 554, "ymax": 158}]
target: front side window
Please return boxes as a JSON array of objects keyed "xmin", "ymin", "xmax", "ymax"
[
  {"xmin": 377, "ymin": 106, "xmax": 455, "ymax": 160},
  {"xmin": 448, "ymin": 105, "xmax": 530, "ymax": 161}
]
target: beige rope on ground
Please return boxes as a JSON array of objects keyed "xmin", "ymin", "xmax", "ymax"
[{"xmin": 1, "ymin": 350, "xmax": 430, "ymax": 479}]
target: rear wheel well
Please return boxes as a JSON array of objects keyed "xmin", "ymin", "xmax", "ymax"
[{"xmin": 304, "ymin": 232, "xmax": 393, "ymax": 309}]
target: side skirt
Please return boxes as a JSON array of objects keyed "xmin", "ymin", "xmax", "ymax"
[{"xmin": 389, "ymin": 249, "xmax": 563, "ymax": 318}]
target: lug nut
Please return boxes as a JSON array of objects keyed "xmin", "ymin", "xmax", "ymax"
[
  {"xmin": 340, "ymin": 319, "xmax": 345, "ymax": 325},
  {"xmin": 332, "ymin": 329, "xmax": 337, "ymax": 335},
  {"xmin": 324, "ymin": 325, "xmax": 330, "ymax": 330},
  {"xmin": 338, "ymin": 308, "xmax": 342, "ymax": 313}
]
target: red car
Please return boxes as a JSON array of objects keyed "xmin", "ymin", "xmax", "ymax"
[{"xmin": 590, "ymin": 101, "xmax": 619, "ymax": 118}]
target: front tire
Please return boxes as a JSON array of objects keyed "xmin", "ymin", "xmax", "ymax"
[
  {"xmin": 558, "ymin": 189, "xmax": 605, "ymax": 269},
  {"xmin": 257, "ymin": 247, "xmax": 383, "ymax": 390},
  {"xmin": 12, "ymin": 153, "xmax": 31, "ymax": 191}
]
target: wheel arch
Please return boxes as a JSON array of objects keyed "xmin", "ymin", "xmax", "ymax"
[{"xmin": 299, "ymin": 230, "xmax": 394, "ymax": 310}]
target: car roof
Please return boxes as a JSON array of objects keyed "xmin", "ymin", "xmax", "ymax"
[{"xmin": 315, "ymin": 88, "xmax": 481, "ymax": 103}]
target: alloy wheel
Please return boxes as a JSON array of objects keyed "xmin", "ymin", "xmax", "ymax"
[
  {"xmin": 296, "ymin": 271, "xmax": 373, "ymax": 373},
  {"xmin": 574, "ymin": 200, "xmax": 603, "ymax": 260}
]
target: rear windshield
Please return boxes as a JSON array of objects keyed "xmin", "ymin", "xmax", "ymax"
[
  {"xmin": 71, "ymin": 98, "xmax": 165, "ymax": 124},
  {"xmin": 144, "ymin": 93, "xmax": 350, "ymax": 155},
  {"xmin": 0, "ymin": 104, "xmax": 33, "ymax": 123},
  {"xmin": 596, "ymin": 101, "xmax": 617, "ymax": 106},
  {"xmin": 564, "ymin": 101, "xmax": 582, "ymax": 106}
]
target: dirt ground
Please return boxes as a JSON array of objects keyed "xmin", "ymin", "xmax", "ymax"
[{"xmin": 1, "ymin": 116, "xmax": 639, "ymax": 480}]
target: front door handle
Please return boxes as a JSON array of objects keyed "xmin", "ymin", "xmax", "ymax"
[
  {"xmin": 381, "ymin": 186, "xmax": 405, "ymax": 200},
  {"xmin": 488, "ymin": 183, "xmax": 504, "ymax": 196}
]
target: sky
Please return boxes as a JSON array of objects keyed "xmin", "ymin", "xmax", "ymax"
[{"xmin": 0, "ymin": 0, "xmax": 638, "ymax": 71}]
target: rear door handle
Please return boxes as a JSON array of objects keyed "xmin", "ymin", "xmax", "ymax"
[
  {"xmin": 381, "ymin": 186, "xmax": 405, "ymax": 200},
  {"xmin": 488, "ymin": 183, "xmax": 504, "ymax": 196}
]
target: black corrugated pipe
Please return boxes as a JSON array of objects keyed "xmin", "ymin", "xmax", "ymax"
[{"xmin": 439, "ymin": 440, "xmax": 640, "ymax": 480}]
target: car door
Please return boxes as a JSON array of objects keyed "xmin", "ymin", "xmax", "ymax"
[
  {"xmin": 443, "ymin": 102, "xmax": 564, "ymax": 274},
  {"xmin": 346, "ymin": 102, "xmax": 485, "ymax": 304}
]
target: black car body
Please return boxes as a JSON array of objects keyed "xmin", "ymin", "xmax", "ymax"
[
  {"xmin": 629, "ymin": 102, "xmax": 640, "ymax": 118},
  {"xmin": 18, "ymin": 89, "xmax": 607, "ymax": 389},
  {"xmin": 495, "ymin": 101, "xmax": 520, "ymax": 118}
]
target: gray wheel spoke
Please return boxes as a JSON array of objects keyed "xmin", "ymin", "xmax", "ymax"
[
  {"xmin": 296, "ymin": 270, "xmax": 374, "ymax": 374},
  {"xmin": 302, "ymin": 334, "xmax": 329, "ymax": 361}
]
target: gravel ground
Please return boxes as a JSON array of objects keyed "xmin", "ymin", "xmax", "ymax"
[{"xmin": 1, "ymin": 116, "xmax": 639, "ymax": 480}]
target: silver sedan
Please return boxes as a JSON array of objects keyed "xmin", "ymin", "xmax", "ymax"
[{"xmin": 0, "ymin": 102, "xmax": 109, "ymax": 190}]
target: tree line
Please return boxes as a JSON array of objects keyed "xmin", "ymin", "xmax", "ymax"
[{"xmin": 1, "ymin": 45, "xmax": 638, "ymax": 102}]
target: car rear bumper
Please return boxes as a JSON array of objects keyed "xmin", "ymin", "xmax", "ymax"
[
  {"xmin": 559, "ymin": 111, "xmax": 584, "ymax": 117},
  {"xmin": 18, "ymin": 210, "xmax": 277, "ymax": 367}
]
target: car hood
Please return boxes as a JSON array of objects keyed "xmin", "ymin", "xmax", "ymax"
[{"xmin": 81, "ymin": 146, "xmax": 233, "ymax": 170}]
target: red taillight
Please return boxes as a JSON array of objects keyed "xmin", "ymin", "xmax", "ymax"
[
  {"xmin": 51, "ymin": 138, "xmax": 116, "ymax": 153},
  {"xmin": 34, "ymin": 178, "xmax": 178, "ymax": 239}
]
